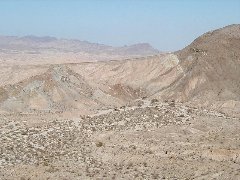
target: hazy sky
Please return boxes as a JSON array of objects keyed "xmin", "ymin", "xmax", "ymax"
[{"xmin": 0, "ymin": 0, "xmax": 239, "ymax": 51}]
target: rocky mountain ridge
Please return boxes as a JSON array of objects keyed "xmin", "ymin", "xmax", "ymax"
[{"xmin": 0, "ymin": 36, "xmax": 159, "ymax": 57}]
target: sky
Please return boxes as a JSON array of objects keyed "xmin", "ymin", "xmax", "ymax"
[{"xmin": 0, "ymin": 0, "xmax": 239, "ymax": 51}]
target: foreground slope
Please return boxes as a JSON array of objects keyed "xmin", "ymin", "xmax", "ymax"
[{"xmin": 0, "ymin": 100, "xmax": 239, "ymax": 179}]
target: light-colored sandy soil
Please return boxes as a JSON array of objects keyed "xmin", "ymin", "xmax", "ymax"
[{"xmin": 0, "ymin": 100, "xmax": 239, "ymax": 179}]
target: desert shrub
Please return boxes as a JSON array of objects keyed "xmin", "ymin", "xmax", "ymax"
[
  {"xmin": 95, "ymin": 141, "xmax": 104, "ymax": 147},
  {"xmin": 142, "ymin": 96, "xmax": 147, "ymax": 100},
  {"xmin": 169, "ymin": 100, "xmax": 175, "ymax": 107},
  {"xmin": 151, "ymin": 99, "xmax": 159, "ymax": 104}
]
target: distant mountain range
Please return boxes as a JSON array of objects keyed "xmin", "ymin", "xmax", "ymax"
[{"xmin": 0, "ymin": 35, "xmax": 159, "ymax": 64}]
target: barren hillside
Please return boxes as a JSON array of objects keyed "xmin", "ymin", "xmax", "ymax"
[
  {"xmin": 160, "ymin": 24, "xmax": 240, "ymax": 115},
  {"xmin": 0, "ymin": 25, "xmax": 240, "ymax": 116},
  {"xmin": 0, "ymin": 54, "xmax": 182, "ymax": 114}
]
